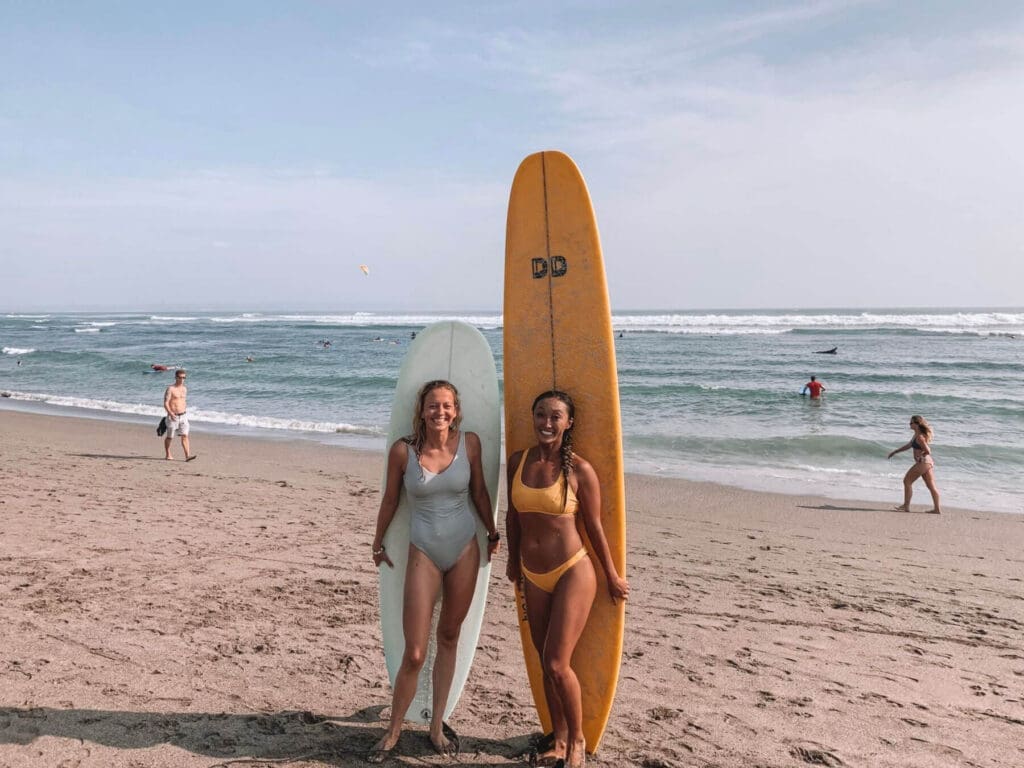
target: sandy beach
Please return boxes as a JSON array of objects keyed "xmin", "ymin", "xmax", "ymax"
[{"xmin": 1, "ymin": 408, "xmax": 1022, "ymax": 768}]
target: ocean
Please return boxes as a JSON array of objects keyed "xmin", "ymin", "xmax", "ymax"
[{"xmin": 3, "ymin": 309, "xmax": 1022, "ymax": 514}]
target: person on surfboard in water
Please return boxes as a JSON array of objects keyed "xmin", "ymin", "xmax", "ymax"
[
  {"xmin": 368, "ymin": 380, "xmax": 499, "ymax": 763},
  {"xmin": 506, "ymin": 390, "xmax": 629, "ymax": 768}
]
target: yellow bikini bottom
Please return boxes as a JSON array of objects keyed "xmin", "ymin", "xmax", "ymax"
[{"xmin": 521, "ymin": 548, "xmax": 589, "ymax": 594}]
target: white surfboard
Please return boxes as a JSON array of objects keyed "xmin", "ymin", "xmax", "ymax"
[{"xmin": 378, "ymin": 320, "xmax": 500, "ymax": 723}]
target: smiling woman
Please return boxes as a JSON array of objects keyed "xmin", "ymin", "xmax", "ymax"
[{"xmin": 368, "ymin": 321, "xmax": 501, "ymax": 764}]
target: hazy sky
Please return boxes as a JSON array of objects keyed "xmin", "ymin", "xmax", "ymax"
[{"xmin": 2, "ymin": 1, "xmax": 1023, "ymax": 311}]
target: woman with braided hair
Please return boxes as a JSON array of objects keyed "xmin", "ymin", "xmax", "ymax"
[{"xmin": 505, "ymin": 390, "xmax": 629, "ymax": 768}]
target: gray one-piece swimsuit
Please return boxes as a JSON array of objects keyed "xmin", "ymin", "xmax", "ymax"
[{"xmin": 404, "ymin": 432, "xmax": 477, "ymax": 572}]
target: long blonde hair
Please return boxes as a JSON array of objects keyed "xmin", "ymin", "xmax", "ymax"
[
  {"xmin": 406, "ymin": 379, "xmax": 462, "ymax": 455},
  {"xmin": 910, "ymin": 415, "xmax": 933, "ymax": 441}
]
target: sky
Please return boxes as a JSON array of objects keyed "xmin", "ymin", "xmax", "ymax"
[{"xmin": 2, "ymin": 0, "xmax": 1023, "ymax": 312}]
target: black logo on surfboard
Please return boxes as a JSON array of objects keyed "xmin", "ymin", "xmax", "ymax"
[{"xmin": 531, "ymin": 256, "xmax": 567, "ymax": 279}]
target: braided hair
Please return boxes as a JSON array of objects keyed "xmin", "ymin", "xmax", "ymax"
[
  {"xmin": 407, "ymin": 379, "xmax": 462, "ymax": 456},
  {"xmin": 532, "ymin": 389, "xmax": 576, "ymax": 512}
]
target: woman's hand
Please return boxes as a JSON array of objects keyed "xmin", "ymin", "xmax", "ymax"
[
  {"xmin": 506, "ymin": 557, "xmax": 521, "ymax": 583},
  {"xmin": 486, "ymin": 534, "xmax": 500, "ymax": 562},
  {"xmin": 372, "ymin": 545, "xmax": 393, "ymax": 569},
  {"xmin": 608, "ymin": 574, "xmax": 630, "ymax": 603}
]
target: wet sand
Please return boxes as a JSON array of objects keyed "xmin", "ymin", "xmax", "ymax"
[{"xmin": 1, "ymin": 409, "xmax": 1022, "ymax": 767}]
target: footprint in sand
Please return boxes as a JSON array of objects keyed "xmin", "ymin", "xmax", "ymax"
[{"xmin": 790, "ymin": 744, "xmax": 845, "ymax": 766}]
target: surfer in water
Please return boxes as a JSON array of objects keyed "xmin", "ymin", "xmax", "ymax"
[
  {"xmin": 888, "ymin": 415, "xmax": 942, "ymax": 514},
  {"xmin": 801, "ymin": 375, "xmax": 826, "ymax": 399},
  {"xmin": 368, "ymin": 380, "xmax": 500, "ymax": 763},
  {"xmin": 506, "ymin": 390, "xmax": 629, "ymax": 768}
]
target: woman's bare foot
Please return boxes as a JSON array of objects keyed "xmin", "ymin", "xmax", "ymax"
[
  {"xmin": 429, "ymin": 722, "xmax": 460, "ymax": 757},
  {"xmin": 367, "ymin": 732, "xmax": 399, "ymax": 764},
  {"xmin": 924, "ymin": 508, "xmax": 941, "ymax": 514},
  {"xmin": 892, "ymin": 505, "xmax": 910, "ymax": 512},
  {"xmin": 531, "ymin": 735, "xmax": 566, "ymax": 766},
  {"xmin": 565, "ymin": 738, "xmax": 587, "ymax": 768}
]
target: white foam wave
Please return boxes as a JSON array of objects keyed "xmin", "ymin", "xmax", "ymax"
[
  {"xmin": 5, "ymin": 314, "xmax": 50, "ymax": 319},
  {"xmin": 74, "ymin": 327, "xmax": 101, "ymax": 333},
  {"xmin": 613, "ymin": 311, "xmax": 1024, "ymax": 334},
  {"xmin": 3, "ymin": 347, "xmax": 35, "ymax": 355},
  {"xmin": 84, "ymin": 321, "xmax": 116, "ymax": 327},
  {"xmin": 0, "ymin": 390, "xmax": 382, "ymax": 437},
  {"xmin": 206, "ymin": 312, "xmax": 503, "ymax": 328}
]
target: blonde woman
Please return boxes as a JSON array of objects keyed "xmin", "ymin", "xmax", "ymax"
[
  {"xmin": 887, "ymin": 415, "xmax": 942, "ymax": 514},
  {"xmin": 369, "ymin": 380, "xmax": 499, "ymax": 762}
]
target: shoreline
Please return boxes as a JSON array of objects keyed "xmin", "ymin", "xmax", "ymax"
[
  {"xmin": 3, "ymin": 409, "xmax": 1023, "ymax": 767},
  {"xmin": 0, "ymin": 399, "xmax": 1004, "ymax": 519}
]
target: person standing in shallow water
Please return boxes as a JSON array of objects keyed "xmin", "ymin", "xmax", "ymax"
[
  {"xmin": 801, "ymin": 375, "xmax": 826, "ymax": 399},
  {"xmin": 163, "ymin": 369, "xmax": 195, "ymax": 461},
  {"xmin": 368, "ymin": 379, "xmax": 499, "ymax": 763},
  {"xmin": 888, "ymin": 415, "xmax": 941, "ymax": 514},
  {"xmin": 505, "ymin": 390, "xmax": 629, "ymax": 768}
]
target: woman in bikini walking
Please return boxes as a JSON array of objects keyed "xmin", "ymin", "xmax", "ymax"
[
  {"xmin": 506, "ymin": 390, "xmax": 629, "ymax": 768},
  {"xmin": 888, "ymin": 415, "xmax": 942, "ymax": 514}
]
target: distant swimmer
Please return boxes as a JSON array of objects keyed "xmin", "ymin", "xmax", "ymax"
[
  {"xmin": 246, "ymin": 356, "xmax": 254, "ymax": 363},
  {"xmin": 801, "ymin": 375, "xmax": 826, "ymax": 399},
  {"xmin": 152, "ymin": 364, "xmax": 169, "ymax": 371},
  {"xmin": 410, "ymin": 331, "xmax": 417, "ymax": 339},
  {"xmin": 814, "ymin": 347, "xmax": 838, "ymax": 354}
]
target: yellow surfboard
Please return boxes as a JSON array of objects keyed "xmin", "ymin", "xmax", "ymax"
[{"xmin": 503, "ymin": 150, "xmax": 626, "ymax": 753}]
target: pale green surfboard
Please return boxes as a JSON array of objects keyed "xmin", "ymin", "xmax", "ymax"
[{"xmin": 377, "ymin": 320, "xmax": 500, "ymax": 723}]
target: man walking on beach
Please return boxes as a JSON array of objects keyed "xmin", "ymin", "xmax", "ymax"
[
  {"xmin": 801, "ymin": 375, "xmax": 826, "ymax": 399},
  {"xmin": 163, "ymin": 369, "xmax": 196, "ymax": 461}
]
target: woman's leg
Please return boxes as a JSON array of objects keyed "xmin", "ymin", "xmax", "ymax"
[
  {"xmin": 371, "ymin": 546, "xmax": 442, "ymax": 753},
  {"xmin": 543, "ymin": 558, "xmax": 597, "ymax": 768},
  {"xmin": 429, "ymin": 538, "xmax": 480, "ymax": 751},
  {"xmin": 523, "ymin": 578, "xmax": 562, "ymax": 763},
  {"xmin": 897, "ymin": 464, "xmax": 924, "ymax": 510},
  {"xmin": 921, "ymin": 467, "xmax": 941, "ymax": 513}
]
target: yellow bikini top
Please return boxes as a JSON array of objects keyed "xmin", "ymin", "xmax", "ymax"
[{"xmin": 511, "ymin": 450, "xmax": 578, "ymax": 517}]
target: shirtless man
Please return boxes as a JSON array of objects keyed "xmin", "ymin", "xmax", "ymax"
[{"xmin": 164, "ymin": 369, "xmax": 196, "ymax": 461}]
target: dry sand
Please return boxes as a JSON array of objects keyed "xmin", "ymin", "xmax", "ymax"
[{"xmin": 1, "ymin": 408, "xmax": 1022, "ymax": 767}]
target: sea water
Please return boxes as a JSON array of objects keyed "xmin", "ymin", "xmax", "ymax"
[{"xmin": 2, "ymin": 309, "xmax": 1022, "ymax": 514}]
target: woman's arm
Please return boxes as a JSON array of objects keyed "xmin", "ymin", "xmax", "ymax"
[
  {"xmin": 575, "ymin": 457, "xmax": 629, "ymax": 603},
  {"xmin": 505, "ymin": 450, "xmax": 523, "ymax": 583},
  {"xmin": 888, "ymin": 441, "xmax": 913, "ymax": 459},
  {"xmin": 372, "ymin": 439, "xmax": 407, "ymax": 568},
  {"xmin": 465, "ymin": 432, "xmax": 499, "ymax": 560}
]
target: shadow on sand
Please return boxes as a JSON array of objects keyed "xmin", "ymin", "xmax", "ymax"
[
  {"xmin": 71, "ymin": 453, "xmax": 167, "ymax": 462},
  {"xmin": 795, "ymin": 503, "xmax": 884, "ymax": 513},
  {"xmin": 0, "ymin": 705, "xmax": 530, "ymax": 766}
]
